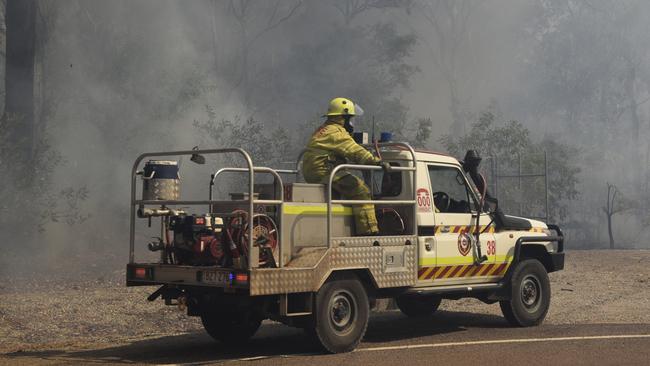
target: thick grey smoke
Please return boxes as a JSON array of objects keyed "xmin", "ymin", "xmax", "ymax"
[{"xmin": 2, "ymin": 0, "xmax": 649, "ymax": 276}]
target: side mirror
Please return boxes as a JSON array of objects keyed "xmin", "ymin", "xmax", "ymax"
[
  {"xmin": 190, "ymin": 146, "xmax": 205, "ymax": 165},
  {"xmin": 191, "ymin": 154, "xmax": 205, "ymax": 165},
  {"xmin": 484, "ymin": 196, "xmax": 498, "ymax": 214}
]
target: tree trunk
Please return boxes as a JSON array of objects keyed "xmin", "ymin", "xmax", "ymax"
[
  {"xmin": 4, "ymin": 0, "xmax": 37, "ymax": 159},
  {"xmin": 606, "ymin": 213, "xmax": 614, "ymax": 249}
]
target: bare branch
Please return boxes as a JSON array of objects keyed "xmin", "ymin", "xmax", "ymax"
[
  {"xmin": 334, "ymin": 0, "xmax": 409, "ymax": 23},
  {"xmin": 266, "ymin": 1, "xmax": 281, "ymax": 29},
  {"xmin": 247, "ymin": 0, "xmax": 302, "ymax": 48}
]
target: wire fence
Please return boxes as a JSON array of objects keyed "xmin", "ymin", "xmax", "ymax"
[{"xmin": 483, "ymin": 152, "xmax": 549, "ymax": 222}]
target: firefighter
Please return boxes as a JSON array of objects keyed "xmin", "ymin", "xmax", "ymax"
[{"xmin": 303, "ymin": 97, "xmax": 389, "ymax": 235}]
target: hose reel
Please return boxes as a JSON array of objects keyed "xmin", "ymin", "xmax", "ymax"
[{"xmin": 226, "ymin": 211, "xmax": 279, "ymax": 268}]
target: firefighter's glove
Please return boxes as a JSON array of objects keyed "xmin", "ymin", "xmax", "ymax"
[{"xmin": 380, "ymin": 161, "xmax": 392, "ymax": 173}]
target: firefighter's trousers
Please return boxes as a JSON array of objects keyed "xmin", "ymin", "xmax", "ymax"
[{"xmin": 306, "ymin": 171, "xmax": 378, "ymax": 235}]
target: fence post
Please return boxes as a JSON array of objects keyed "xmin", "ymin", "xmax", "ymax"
[
  {"xmin": 518, "ymin": 154, "xmax": 522, "ymax": 216},
  {"xmin": 544, "ymin": 150, "xmax": 549, "ymax": 223}
]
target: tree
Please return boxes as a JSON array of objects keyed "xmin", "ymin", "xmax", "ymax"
[
  {"xmin": 414, "ymin": 0, "xmax": 476, "ymax": 135},
  {"xmin": 0, "ymin": 1, "xmax": 89, "ymax": 251},
  {"xmin": 263, "ymin": 21, "xmax": 418, "ymax": 134},
  {"xmin": 224, "ymin": 0, "xmax": 303, "ymax": 110},
  {"xmin": 440, "ymin": 109, "xmax": 580, "ymax": 223},
  {"xmin": 518, "ymin": 0, "xmax": 650, "ymax": 246},
  {"xmin": 602, "ymin": 183, "xmax": 634, "ymax": 249},
  {"xmin": 522, "ymin": 0, "xmax": 650, "ymax": 191},
  {"xmin": 332, "ymin": 0, "xmax": 413, "ymax": 25},
  {"xmin": 412, "ymin": 117, "xmax": 432, "ymax": 148},
  {"xmin": 4, "ymin": 0, "xmax": 37, "ymax": 161},
  {"xmin": 194, "ymin": 108, "xmax": 294, "ymax": 168},
  {"xmin": 193, "ymin": 109, "xmax": 296, "ymax": 197}
]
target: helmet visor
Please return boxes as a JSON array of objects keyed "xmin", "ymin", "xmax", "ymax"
[{"xmin": 354, "ymin": 104, "xmax": 364, "ymax": 117}]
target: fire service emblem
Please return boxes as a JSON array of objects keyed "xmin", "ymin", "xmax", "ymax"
[{"xmin": 457, "ymin": 229, "xmax": 471, "ymax": 256}]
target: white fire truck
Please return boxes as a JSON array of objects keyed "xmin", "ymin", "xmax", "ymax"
[{"xmin": 126, "ymin": 142, "xmax": 564, "ymax": 353}]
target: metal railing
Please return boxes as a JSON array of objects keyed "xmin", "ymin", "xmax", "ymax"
[
  {"xmin": 208, "ymin": 166, "xmax": 286, "ymax": 267},
  {"xmin": 326, "ymin": 142, "xmax": 419, "ymax": 247},
  {"xmin": 129, "ymin": 148, "xmax": 257, "ymax": 268}
]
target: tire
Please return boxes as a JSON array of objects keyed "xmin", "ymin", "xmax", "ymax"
[
  {"xmin": 312, "ymin": 278, "xmax": 369, "ymax": 353},
  {"xmin": 396, "ymin": 295, "xmax": 442, "ymax": 318},
  {"xmin": 499, "ymin": 259, "xmax": 551, "ymax": 327},
  {"xmin": 201, "ymin": 310, "xmax": 262, "ymax": 344}
]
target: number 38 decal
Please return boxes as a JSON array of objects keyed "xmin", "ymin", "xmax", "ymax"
[{"xmin": 486, "ymin": 240, "xmax": 496, "ymax": 256}]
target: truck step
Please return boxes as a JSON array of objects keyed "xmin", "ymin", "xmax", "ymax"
[{"xmin": 407, "ymin": 282, "xmax": 501, "ymax": 295}]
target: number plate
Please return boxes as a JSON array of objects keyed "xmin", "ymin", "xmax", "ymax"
[{"xmin": 202, "ymin": 270, "xmax": 230, "ymax": 285}]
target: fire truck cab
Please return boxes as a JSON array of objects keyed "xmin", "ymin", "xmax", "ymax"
[{"xmin": 126, "ymin": 142, "xmax": 564, "ymax": 353}]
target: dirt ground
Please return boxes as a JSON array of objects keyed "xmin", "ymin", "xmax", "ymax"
[{"xmin": 1, "ymin": 250, "xmax": 649, "ymax": 355}]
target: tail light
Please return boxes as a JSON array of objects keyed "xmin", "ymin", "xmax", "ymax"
[
  {"xmin": 235, "ymin": 273, "xmax": 248, "ymax": 283},
  {"xmin": 230, "ymin": 272, "xmax": 249, "ymax": 285},
  {"xmin": 132, "ymin": 266, "xmax": 153, "ymax": 280}
]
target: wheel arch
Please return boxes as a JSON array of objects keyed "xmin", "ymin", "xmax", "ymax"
[
  {"xmin": 321, "ymin": 269, "xmax": 378, "ymax": 297},
  {"xmin": 520, "ymin": 244, "xmax": 555, "ymax": 273}
]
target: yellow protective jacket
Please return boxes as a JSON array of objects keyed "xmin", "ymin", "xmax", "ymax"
[{"xmin": 303, "ymin": 121, "xmax": 380, "ymax": 182}]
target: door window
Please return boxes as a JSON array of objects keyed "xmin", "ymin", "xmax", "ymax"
[
  {"xmin": 366, "ymin": 162, "xmax": 402, "ymax": 198},
  {"xmin": 428, "ymin": 166, "xmax": 477, "ymax": 213}
]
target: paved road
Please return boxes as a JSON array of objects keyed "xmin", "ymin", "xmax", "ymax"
[{"xmin": 3, "ymin": 311, "xmax": 650, "ymax": 365}]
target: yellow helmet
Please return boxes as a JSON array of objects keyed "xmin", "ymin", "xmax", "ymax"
[{"xmin": 323, "ymin": 97, "xmax": 363, "ymax": 117}]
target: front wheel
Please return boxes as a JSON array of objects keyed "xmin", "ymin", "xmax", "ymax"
[
  {"xmin": 312, "ymin": 278, "xmax": 369, "ymax": 353},
  {"xmin": 499, "ymin": 259, "xmax": 551, "ymax": 327}
]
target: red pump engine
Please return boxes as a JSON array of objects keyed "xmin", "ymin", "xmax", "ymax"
[{"xmin": 168, "ymin": 211, "xmax": 278, "ymax": 268}]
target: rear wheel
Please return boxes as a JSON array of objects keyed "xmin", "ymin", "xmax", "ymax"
[
  {"xmin": 499, "ymin": 259, "xmax": 550, "ymax": 327},
  {"xmin": 396, "ymin": 295, "xmax": 441, "ymax": 317},
  {"xmin": 312, "ymin": 278, "xmax": 369, "ymax": 353},
  {"xmin": 201, "ymin": 310, "xmax": 262, "ymax": 344}
]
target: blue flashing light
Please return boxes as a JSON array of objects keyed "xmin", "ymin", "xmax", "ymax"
[{"xmin": 380, "ymin": 132, "xmax": 393, "ymax": 142}]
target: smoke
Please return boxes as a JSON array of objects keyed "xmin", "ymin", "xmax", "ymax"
[{"xmin": 3, "ymin": 0, "xmax": 650, "ymax": 277}]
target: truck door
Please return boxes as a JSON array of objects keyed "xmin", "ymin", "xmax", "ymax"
[
  {"xmin": 415, "ymin": 161, "xmax": 437, "ymax": 286},
  {"xmin": 421, "ymin": 165, "xmax": 497, "ymax": 285}
]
